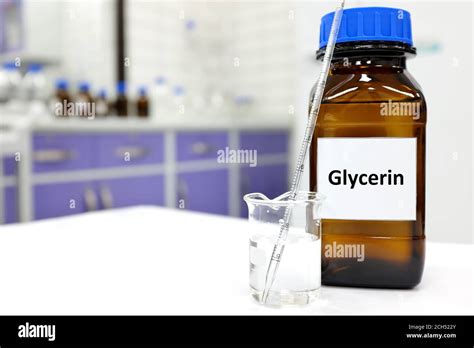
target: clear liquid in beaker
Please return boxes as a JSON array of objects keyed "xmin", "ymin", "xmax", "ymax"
[{"xmin": 249, "ymin": 228, "xmax": 321, "ymax": 306}]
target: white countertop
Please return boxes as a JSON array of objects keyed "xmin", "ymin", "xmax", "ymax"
[
  {"xmin": 0, "ymin": 115, "xmax": 30, "ymax": 155},
  {"xmin": 0, "ymin": 113, "xmax": 292, "ymax": 132},
  {"xmin": 0, "ymin": 206, "xmax": 472, "ymax": 315},
  {"xmin": 0, "ymin": 130, "xmax": 21, "ymax": 156}
]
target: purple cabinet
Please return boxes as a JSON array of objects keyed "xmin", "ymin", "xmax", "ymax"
[
  {"xmin": 34, "ymin": 176, "xmax": 165, "ymax": 220},
  {"xmin": 177, "ymin": 132, "xmax": 228, "ymax": 162},
  {"xmin": 177, "ymin": 169, "xmax": 229, "ymax": 215},
  {"xmin": 2, "ymin": 156, "xmax": 18, "ymax": 224},
  {"xmin": 34, "ymin": 181, "xmax": 91, "ymax": 220},
  {"xmin": 95, "ymin": 133, "xmax": 164, "ymax": 168},
  {"xmin": 4, "ymin": 186, "xmax": 18, "ymax": 223},
  {"xmin": 239, "ymin": 131, "xmax": 288, "ymax": 155},
  {"xmin": 33, "ymin": 134, "xmax": 94, "ymax": 172},
  {"xmin": 33, "ymin": 133, "xmax": 165, "ymax": 171},
  {"xmin": 3, "ymin": 157, "xmax": 17, "ymax": 176},
  {"xmin": 240, "ymin": 164, "xmax": 288, "ymax": 218},
  {"xmin": 98, "ymin": 175, "xmax": 164, "ymax": 208},
  {"xmin": 27, "ymin": 130, "xmax": 289, "ymax": 221}
]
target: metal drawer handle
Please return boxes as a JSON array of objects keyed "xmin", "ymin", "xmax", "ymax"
[
  {"xmin": 34, "ymin": 149, "xmax": 75, "ymax": 163},
  {"xmin": 115, "ymin": 146, "xmax": 150, "ymax": 159},
  {"xmin": 83, "ymin": 186, "xmax": 98, "ymax": 212},
  {"xmin": 191, "ymin": 142, "xmax": 214, "ymax": 155},
  {"xmin": 99, "ymin": 185, "xmax": 114, "ymax": 210},
  {"xmin": 177, "ymin": 178, "xmax": 188, "ymax": 209}
]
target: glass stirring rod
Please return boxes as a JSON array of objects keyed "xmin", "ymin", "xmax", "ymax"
[{"xmin": 261, "ymin": 0, "xmax": 345, "ymax": 305}]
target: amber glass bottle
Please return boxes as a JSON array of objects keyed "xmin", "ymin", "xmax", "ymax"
[
  {"xmin": 115, "ymin": 81, "xmax": 128, "ymax": 117},
  {"xmin": 137, "ymin": 86, "xmax": 149, "ymax": 118},
  {"xmin": 310, "ymin": 7, "xmax": 426, "ymax": 288},
  {"xmin": 52, "ymin": 78, "xmax": 71, "ymax": 117}
]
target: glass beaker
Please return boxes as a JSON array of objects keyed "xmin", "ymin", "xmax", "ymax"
[{"xmin": 243, "ymin": 191, "xmax": 325, "ymax": 307}]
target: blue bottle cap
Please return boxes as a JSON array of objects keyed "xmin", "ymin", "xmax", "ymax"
[
  {"xmin": 319, "ymin": 7, "xmax": 414, "ymax": 49},
  {"xmin": 55, "ymin": 78, "xmax": 69, "ymax": 90},
  {"xmin": 78, "ymin": 81, "xmax": 90, "ymax": 92},
  {"xmin": 155, "ymin": 76, "xmax": 166, "ymax": 85},
  {"xmin": 3, "ymin": 62, "xmax": 18, "ymax": 70},
  {"xmin": 234, "ymin": 95, "xmax": 254, "ymax": 105},
  {"xmin": 173, "ymin": 86, "xmax": 184, "ymax": 96},
  {"xmin": 117, "ymin": 81, "xmax": 126, "ymax": 94},
  {"xmin": 185, "ymin": 19, "xmax": 196, "ymax": 31},
  {"xmin": 28, "ymin": 63, "xmax": 43, "ymax": 72},
  {"xmin": 98, "ymin": 89, "xmax": 107, "ymax": 98},
  {"xmin": 138, "ymin": 86, "xmax": 147, "ymax": 96}
]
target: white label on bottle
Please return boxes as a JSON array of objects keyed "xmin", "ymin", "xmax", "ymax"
[{"xmin": 317, "ymin": 137, "xmax": 417, "ymax": 221}]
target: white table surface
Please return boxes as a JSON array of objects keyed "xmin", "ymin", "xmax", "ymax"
[
  {"xmin": 0, "ymin": 130, "xmax": 21, "ymax": 156},
  {"xmin": 0, "ymin": 206, "xmax": 472, "ymax": 315}
]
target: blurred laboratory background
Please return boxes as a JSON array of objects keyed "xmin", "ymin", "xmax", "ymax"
[{"xmin": 0, "ymin": 0, "xmax": 472, "ymax": 243}]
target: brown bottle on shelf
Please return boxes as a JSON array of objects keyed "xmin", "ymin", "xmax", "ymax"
[
  {"xmin": 136, "ymin": 86, "xmax": 149, "ymax": 118},
  {"xmin": 51, "ymin": 78, "xmax": 71, "ymax": 117},
  {"xmin": 115, "ymin": 81, "xmax": 128, "ymax": 117},
  {"xmin": 77, "ymin": 81, "xmax": 94, "ymax": 104},
  {"xmin": 310, "ymin": 7, "xmax": 426, "ymax": 288},
  {"xmin": 95, "ymin": 89, "xmax": 110, "ymax": 117},
  {"xmin": 76, "ymin": 81, "xmax": 95, "ymax": 118}
]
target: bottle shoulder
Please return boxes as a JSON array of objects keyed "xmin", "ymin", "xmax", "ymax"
[
  {"xmin": 314, "ymin": 69, "xmax": 426, "ymax": 104},
  {"xmin": 311, "ymin": 69, "xmax": 427, "ymax": 124}
]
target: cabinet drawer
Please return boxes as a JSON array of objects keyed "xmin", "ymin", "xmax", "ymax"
[
  {"xmin": 177, "ymin": 132, "xmax": 228, "ymax": 162},
  {"xmin": 4, "ymin": 186, "xmax": 18, "ymax": 224},
  {"xmin": 239, "ymin": 131, "xmax": 288, "ymax": 155},
  {"xmin": 96, "ymin": 133, "xmax": 164, "ymax": 168},
  {"xmin": 33, "ymin": 134, "xmax": 94, "ymax": 172},
  {"xmin": 98, "ymin": 175, "xmax": 165, "ymax": 208},
  {"xmin": 177, "ymin": 169, "xmax": 229, "ymax": 215},
  {"xmin": 34, "ymin": 181, "xmax": 91, "ymax": 220},
  {"xmin": 2, "ymin": 157, "xmax": 16, "ymax": 176}
]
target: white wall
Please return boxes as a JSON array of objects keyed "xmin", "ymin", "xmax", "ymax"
[
  {"xmin": 20, "ymin": 0, "xmax": 116, "ymax": 96},
  {"xmin": 22, "ymin": 0, "xmax": 61, "ymax": 59},
  {"xmin": 292, "ymin": 0, "xmax": 473, "ymax": 244},
  {"xmin": 58, "ymin": 0, "xmax": 116, "ymax": 95},
  {"xmin": 125, "ymin": 0, "xmax": 296, "ymax": 115}
]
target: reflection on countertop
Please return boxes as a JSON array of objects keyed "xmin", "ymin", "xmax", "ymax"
[{"xmin": 1, "ymin": 112, "xmax": 293, "ymax": 132}]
